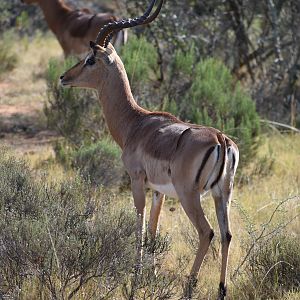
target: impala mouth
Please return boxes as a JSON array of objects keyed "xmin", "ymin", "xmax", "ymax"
[
  {"xmin": 60, "ymin": 80, "xmax": 69, "ymax": 87},
  {"xmin": 60, "ymin": 75, "xmax": 71, "ymax": 87}
]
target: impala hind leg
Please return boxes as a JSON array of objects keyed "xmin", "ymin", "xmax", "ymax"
[
  {"xmin": 212, "ymin": 145, "xmax": 238, "ymax": 299},
  {"xmin": 179, "ymin": 191, "xmax": 214, "ymax": 299},
  {"xmin": 212, "ymin": 184, "xmax": 233, "ymax": 300}
]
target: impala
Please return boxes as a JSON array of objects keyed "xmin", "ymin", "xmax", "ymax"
[
  {"xmin": 60, "ymin": 0, "xmax": 239, "ymax": 298},
  {"xmin": 21, "ymin": 0, "xmax": 126, "ymax": 57}
]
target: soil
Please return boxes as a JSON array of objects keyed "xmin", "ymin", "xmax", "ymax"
[
  {"xmin": 0, "ymin": 80, "xmax": 57, "ymax": 155},
  {"xmin": 0, "ymin": 35, "xmax": 62, "ymax": 156}
]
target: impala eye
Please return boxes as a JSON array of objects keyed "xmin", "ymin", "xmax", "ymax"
[{"xmin": 85, "ymin": 57, "xmax": 95, "ymax": 66}]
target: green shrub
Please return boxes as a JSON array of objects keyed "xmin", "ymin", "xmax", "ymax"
[
  {"xmin": 0, "ymin": 148, "xmax": 136, "ymax": 299},
  {"xmin": 167, "ymin": 54, "xmax": 261, "ymax": 167},
  {"xmin": 234, "ymin": 234, "xmax": 300, "ymax": 299},
  {"xmin": 121, "ymin": 35, "xmax": 158, "ymax": 87},
  {"xmin": 120, "ymin": 35, "xmax": 160, "ymax": 108},
  {"xmin": 0, "ymin": 30, "xmax": 18, "ymax": 77},
  {"xmin": 72, "ymin": 138, "xmax": 126, "ymax": 187},
  {"xmin": 173, "ymin": 44, "xmax": 197, "ymax": 76}
]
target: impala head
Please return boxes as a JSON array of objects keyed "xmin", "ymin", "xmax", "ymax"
[
  {"xmin": 60, "ymin": 0, "xmax": 163, "ymax": 89},
  {"xmin": 60, "ymin": 42, "xmax": 116, "ymax": 89}
]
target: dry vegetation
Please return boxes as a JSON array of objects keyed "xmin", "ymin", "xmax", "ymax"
[{"xmin": 0, "ymin": 25, "xmax": 299, "ymax": 300}]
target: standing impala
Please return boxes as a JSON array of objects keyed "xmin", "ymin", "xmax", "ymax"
[
  {"xmin": 21, "ymin": 0, "xmax": 126, "ymax": 57},
  {"xmin": 60, "ymin": 0, "xmax": 239, "ymax": 298}
]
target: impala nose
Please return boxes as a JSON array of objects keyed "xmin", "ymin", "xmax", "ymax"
[{"xmin": 60, "ymin": 75, "xmax": 64, "ymax": 80}]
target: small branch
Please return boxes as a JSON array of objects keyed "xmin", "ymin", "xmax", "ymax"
[
  {"xmin": 231, "ymin": 196, "xmax": 299, "ymax": 279},
  {"xmin": 260, "ymin": 119, "xmax": 300, "ymax": 133},
  {"xmin": 258, "ymin": 261, "xmax": 294, "ymax": 290}
]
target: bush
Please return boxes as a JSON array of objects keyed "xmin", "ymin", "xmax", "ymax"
[
  {"xmin": 120, "ymin": 35, "xmax": 160, "ymax": 108},
  {"xmin": 0, "ymin": 148, "xmax": 136, "ymax": 299},
  {"xmin": 121, "ymin": 35, "xmax": 158, "ymax": 86},
  {"xmin": 0, "ymin": 30, "xmax": 18, "ymax": 77},
  {"xmin": 0, "ymin": 148, "xmax": 184, "ymax": 299},
  {"xmin": 72, "ymin": 138, "xmax": 127, "ymax": 187},
  {"xmin": 166, "ymin": 54, "xmax": 261, "ymax": 167},
  {"xmin": 235, "ymin": 234, "xmax": 300, "ymax": 299}
]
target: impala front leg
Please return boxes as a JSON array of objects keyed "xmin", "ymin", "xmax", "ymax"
[
  {"xmin": 149, "ymin": 191, "xmax": 165, "ymax": 238},
  {"xmin": 131, "ymin": 174, "xmax": 146, "ymax": 273},
  {"xmin": 147, "ymin": 191, "xmax": 165, "ymax": 266}
]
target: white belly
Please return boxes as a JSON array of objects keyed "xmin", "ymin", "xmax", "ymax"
[{"xmin": 148, "ymin": 182, "xmax": 178, "ymax": 198}]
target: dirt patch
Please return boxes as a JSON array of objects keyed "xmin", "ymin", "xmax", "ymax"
[
  {"xmin": 0, "ymin": 35, "xmax": 62, "ymax": 156},
  {"xmin": 0, "ymin": 82, "xmax": 11, "ymax": 90},
  {"xmin": 0, "ymin": 84, "xmax": 58, "ymax": 155},
  {"xmin": 0, "ymin": 104, "xmax": 43, "ymax": 131},
  {"xmin": 0, "ymin": 104, "xmax": 37, "ymax": 116},
  {"xmin": 0, "ymin": 103, "xmax": 58, "ymax": 154},
  {"xmin": 0, "ymin": 131, "xmax": 57, "ymax": 155}
]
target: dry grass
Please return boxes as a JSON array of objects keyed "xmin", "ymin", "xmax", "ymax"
[
  {"xmin": 0, "ymin": 32, "xmax": 62, "ymax": 156},
  {"xmin": 0, "ymin": 31, "xmax": 62, "ymax": 107}
]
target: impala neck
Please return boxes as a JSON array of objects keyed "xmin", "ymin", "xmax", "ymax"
[
  {"xmin": 38, "ymin": 0, "xmax": 70, "ymax": 34},
  {"xmin": 96, "ymin": 59, "xmax": 146, "ymax": 149}
]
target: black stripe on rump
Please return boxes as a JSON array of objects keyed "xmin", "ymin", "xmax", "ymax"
[
  {"xmin": 231, "ymin": 152, "xmax": 236, "ymax": 170},
  {"xmin": 195, "ymin": 146, "xmax": 216, "ymax": 183},
  {"xmin": 203, "ymin": 144, "xmax": 221, "ymax": 190},
  {"xmin": 210, "ymin": 135, "xmax": 227, "ymax": 188}
]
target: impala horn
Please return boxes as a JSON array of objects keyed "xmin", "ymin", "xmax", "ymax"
[{"xmin": 95, "ymin": 0, "xmax": 163, "ymax": 48}]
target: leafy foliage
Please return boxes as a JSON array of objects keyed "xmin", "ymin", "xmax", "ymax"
[
  {"xmin": 121, "ymin": 35, "xmax": 158, "ymax": 86},
  {"xmin": 72, "ymin": 138, "xmax": 126, "ymax": 187},
  {"xmin": 0, "ymin": 0, "xmax": 46, "ymax": 34},
  {"xmin": 120, "ymin": 35, "xmax": 160, "ymax": 108},
  {"xmin": 125, "ymin": 0, "xmax": 300, "ymax": 126}
]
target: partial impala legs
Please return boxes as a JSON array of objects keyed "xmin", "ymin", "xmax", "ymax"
[
  {"xmin": 149, "ymin": 191, "xmax": 165, "ymax": 237},
  {"xmin": 147, "ymin": 191, "xmax": 165, "ymax": 265},
  {"xmin": 212, "ymin": 146, "xmax": 237, "ymax": 300},
  {"xmin": 131, "ymin": 177, "xmax": 146, "ymax": 273},
  {"xmin": 212, "ymin": 186, "xmax": 232, "ymax": 300},
  {"xmin": 179, "ymin": 191, "xmax": 214, "ymax": 299}
]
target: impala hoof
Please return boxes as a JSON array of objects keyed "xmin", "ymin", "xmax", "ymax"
[
  {"xmin": 184, "ymin": 275, "xmax": 198, "ymax": 299},
  {"xmin": 218, "ymin": 282, "xmax": 227, "ymax": 299}
]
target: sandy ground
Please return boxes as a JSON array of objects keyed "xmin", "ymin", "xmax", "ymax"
[{"xmin": 0, "ymin": 35, "xmax": 61, "ymax": 155}]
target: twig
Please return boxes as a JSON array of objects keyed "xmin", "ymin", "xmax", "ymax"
[
  {"xmin": 260, "ymin": 119, "xmax": 300, "ymax": 133},
  {"xmin": 231, "ymin": 196, "xmax": 298, "ymax": 279},
  {"xmin": 258, "ymin": 261, "xmax": 294, "ymax": 290}
]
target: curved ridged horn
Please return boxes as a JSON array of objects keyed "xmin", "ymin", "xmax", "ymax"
[{"xmin": 95, "ymin": 0, "xmax": 164, "ymax": 48}]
